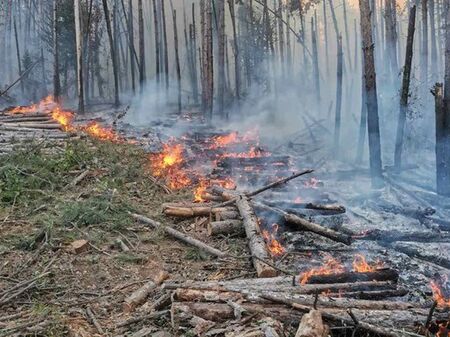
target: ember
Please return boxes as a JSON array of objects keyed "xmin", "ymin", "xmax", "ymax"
[
  {"xmin": 261, "ymin": 223, "xmax": 285, "ymax": 257},
  {"xmin": 352, "ymin": 254, "xmax": 384, "ymax": 272}
]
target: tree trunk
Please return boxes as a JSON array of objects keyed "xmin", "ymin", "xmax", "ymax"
[
  {"xmin": 322, "ymin": 0, "xmax": 330, "ymax": 76},
  {"xmin": 421, "ymin": 0, "xmax": 428, "ymax": 87},
  {"xmin": 394, "ymin": 5, "xmax": 416, "ymax": 170},
  {"xmin": 227, "ymin": 0, "xmax": 240, "ymax": 102},
  {"xmin": 202, "ymin": 0, "xmax": 213, "ymax": 120},
  {"xmin": 334, "ymin": 35, "xmax": 343, "ymax": 156},
  {"xmin": 172, "ymin": 8, "xmax": 181, "ymax": 113},
  {"xmin": 311, "ymin": 17, "xmax": 320, "ymax": 106},
  {"xmin": 74, "ymin": 0, "xmax": 84, "ymax": 113},
  {"xmin": 385, "ymin": 0, "xmax": 398, "ymax": 77},
  {"xmin": 102, "ymin": 0, "xmax": 120, "ymax": 106},
  {"xmin": 128, "ymin": 0, "xmax": 136, "ymax": 93},
  {"xmin": 217, "ymin": 0, "xmax": 226, "ymax": 119},
  {"xmin": 161, "ymin": 0, "xmax": 169, "ymax": 92},
  {"xmin": 138, "ymin": 0, "xmax": 146, "ymax": 91},
  {"xmin": 152, "ymin": 0, "xmax": 160, "ymax": 85},
  {"xmin": 359, "ymin": 0, "xmax": 383, "ymax": 187},
  {"xmin": 13, "ymin": 18, "xmax": 24, "ymax": 95},
  {"xmin": 342, "ymin": 0, "xmax": 352, "ymax": 70},
  {"xmin": 53, "ymin": 0, "xmax": 61, "ymax": 102},
  {"xmin": 429, "ymin": 0, "xmax": 438, "ymax": 81}
]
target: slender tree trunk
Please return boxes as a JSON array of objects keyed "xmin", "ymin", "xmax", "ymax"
[
  {"xmin": 394, "ymin": 5, "xmax": 416, "ymax": 170},
  {"xmin": 201, "ymin": 0, "xmax": 213, "ymax": 119},
  {"xmin": 286, "ymin": 6, "xmax": 292, "ymax": 74},
  {"xmin": 191, "ymin": 3, "xmax": 199, "ymax": 104},
  {"xmin": 172, "ymin": 7, "xmax": 181, "ymax": 113},
  {"xmin": 102, "ymin": 0, "xmax": 120, "ymax": 106},
  {"xmin": 161, "ymin": 0, "xmax": 169, "ymax": 92},
  {"xmin": 74, "ymin": 0, "xmax": 84, "ymax": 113},
  {"xmin": 311, "ymin": 16, "xmax": 320, "ymax": 105},
  {"xmin": 228, "ymin": 0, "xmax": 240, "ymax": 102},
  {"xmin": 421, "ymin": 0, "xmax": 429, "ymax": 87},
  {"xmin": 385, "ymin": 0, "xmax": 399, "ymax": 78},
  {"xmin": 429, "ymin": 0, "xmax": 438, "ymax": 81},
  {"xmin": 323, "ymin": 0, "xmax": 330, "ymax": 76},
  {"xmin": 334, "ymin": 35, "xmax": 343, "ymax": 155},
  {"xmin": 13, "ymin": 18, "xmax": 24, "ymax": 95},
  {"xmin": 277, "ymin": 0, "xmax": 285, "ymax": 76},
  {"xmin": 128, "ymin": 0, "xmax": 136, "ymax": 93},
  {"xmin": 217, "ymin": 0, "xmax": 226, "ymax": 118},
  {"xmin": 53, "ymin": 0, "xmax": 61, "ymax": 102},
  {"xmin": 342, "ymin": 0, "xmax": 352, "ymax": 70},
  {"xmin": 153, "ymin": 0, "xmax": 160, "ymax": 84},
  {"xmin": 359, "ymin": 0, "xmax": 384, "ymax": 187},
  {"xmin": 138, "ymin": 0, "xmax": 146, "ymax": 91}
]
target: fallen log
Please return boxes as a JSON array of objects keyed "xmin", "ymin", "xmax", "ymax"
[
  {"xmin": 0, "ymin": 122, "xmax": 61, "ymax": 129},
  {"xmin": 207, "ymin": 220, "xmax": 244, "ymax": 236},
  {"xmin": 123, "ymin": 269, "xmax": 169, "ymax": 312},
  {"xmin": 129, "ymin": 212, "xmax": 227, "ymax": 258},
  {"xmin": 391, "ymin": 242, "xmax": 450, "ymax": 269},
  {"xmin": 255, "ymin": 202, "xmax": 352, "ymax": 245},
  {"xmin": 355, "ymin": 229, "xmax": 450, "ymax": 243},
  {"xmin": 214, "ymin": 210, "xmax": 240, "ymax": 221},
  {"xmin": 0, "ymin": 116, "xmax": 53, "ymax": 123},
  {"xmin": 327, "ymin": 288, "xmax": 408, "ymax": 300},
  {"xmin": 217, "ymin": 156, "xmax": 291, "ymax": 168},
  {"xmin": 305, "ymin": 203, "xmax": 346, "ymax": 214},
  {"xmin": 304, "ymin": 269, "xmax": 399, "ymax": 284},
  {"xmin": 165, "ymin": 280, "xmax": 397, "ymax": 295},
  {"xmin": 235, "ymin": 196, "xmax": 278, "ymax": 277},
  {"xmin": 163, "ymin": 206, "xmax": 234, "ymax": 217}
]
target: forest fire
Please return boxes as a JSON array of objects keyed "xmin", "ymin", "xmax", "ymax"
[
  {"xmin": 149, "ymin": 143, "xmax": 191, "ymax": 189},
  {"xmin": 51, "ymin": 107, "xmax": 74, "ymax": 131},
  {"xmin": 9, "ymin": 95, "xmax": 55, "ymax": 114},
  {"xmin": 261, "ymin": 223, "xmax": 285, "ymax": 257},
  {"xmin": 221, "ymin": 146, "xmax": 271, "ymax": 159},
  {"xmin": 300, "ymin": 255, "xmax": 385, "ymax": 284},
  {"xmin": 82, "ymin": 122, "xmax": 123, "ymax": 142},
  {"xmin": 194, "ymin": 177, "xmax": 236, "ymax": 202}
]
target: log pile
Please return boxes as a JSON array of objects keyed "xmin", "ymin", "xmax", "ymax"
[{"xmin": 0, "ymin": 108, "xmax": 76, "ymax": 154}]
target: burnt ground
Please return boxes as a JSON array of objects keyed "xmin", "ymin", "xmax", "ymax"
[{"xmin": 1, "ymin": 109, "xmax": 450, "ymax": 336}]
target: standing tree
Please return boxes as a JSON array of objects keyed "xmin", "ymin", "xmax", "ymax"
[
  {"xmin": 359, "ymin": 0, "xmax": 383, "ymax": 187},
  {"xmin": 217, "ymin": 0, "xmax": 226, "ymax": 118},
  {"xmin": 53, "ymin": 0, "xmax": 61, "ymax": 102},
  {"xmin": 74, "ymin": 0, "xmax": 84, "ymax": 113},
  {"xmin": 102, "ymin": 0, "xmax": 120, "ymax": 106},
  {"xmin": 138, "ymin": 0, "xmax": 146, "ymax": 91}
]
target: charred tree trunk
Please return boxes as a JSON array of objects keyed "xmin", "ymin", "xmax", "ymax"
[
  {"xmin": 53, "ymin": 0, "xmax": 61, "ymax": 102},
  {"xmin": 394, "ymin": 5, "xmax": 416, "ymax": 170},
  {"xmin": 191, "ymin": 3, "xmax": 199, "ymax": 104},
  {"xmin": 334, "ymin": 35, "xmax": 343, "ymax": 155},
  {"xmin": 322, "ymin": 0, "xmax": 330, "ymax": 76},
  {"xmin": 429, "ymin": 0, "xmax": 438, "ymax": 80},
  {"xmin": 128, "ymin": 0, "xmax": 136, "ymax": 93},
  {"xmin": 436, "ymin": 3, "xmax": 450, "ymax": 195},
  {"xmin": 172, "ymin": 8, "xmax": 181, "ymax": 113},
  {"xmin": 201, "ymin": 0, "xmax": 213, "ymax": 120},
  {"xmin": 102, "ymin": 0, "xmax": 120, "ymax": 106},
  {"xmin": 359, "ymin": 0, "xmax": 383, "ymax": 187},
  {"xmin": 74, "ymin": 0, "xmax": 84, "ymax": 113},
  {"xmin": 217, "ymin": 0, "xmax": 226, "ymax": 119},
  {"xmin": 13, "ymin": 18, "xmax": 24, "ymax": 95}
]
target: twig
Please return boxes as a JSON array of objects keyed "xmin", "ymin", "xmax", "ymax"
[{"xmin": 86, "ymin": 306, "xmax": 104, "ymax": 335}]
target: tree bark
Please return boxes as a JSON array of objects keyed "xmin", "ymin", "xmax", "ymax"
[
  {"xmin": 128, "ymin": 0, "xmax": 136, "ymax": 93},
  {"xmin": 429, "ymin": 0, "xmax": 438, "ymax": 81},
  {"xmin": 311, "ymin": 16, "xmax": 320, "ymax": 105},
  {"xmin": 53, "ymin": 0, "xmax": 61, "ymax": 102},
  {"xmin": 421, "ymin": 0, "xmax": 429, "ymax": 88},
  {"xmin": 138, "ymin": 0, "xmax": 146, "ymax": 91},
  {"xmin": 384, "ymin": 0, "xmax": 398, "ymax": 77},
  {"xmin": 102, "ymin": 0, "xmax": 120, "ymax": 106},
  {"xmin": 74, "ymin": 0, "xmax": 84, "ymax": 113},
  {"xmin": 13, "ymin": 18, "xmax": 24, "ymax": 95},
  {"xmin": 227, "ymin": 0, "xmax": 240, "ymax": 102},
  {"xmin": 161, "ymin": 0, "xmax": 169, "ymax": 92},
  {"xmin": 359, "ymin": 0, "xmax": 384, "ymax": 187},
  {"xmin": 394, "ymin": 5, "xmax": 416, "ymax": 170},
  {"xmin": 152, "ymin": 0, "xmax": 160, "ymax": 85},
  {"xmin": 217, "ymin": 0, "xmax": 226, "ymax": 118},
  {"xmin": 334, "ymin": 35, "xmax": 343, "ymax": 156}
]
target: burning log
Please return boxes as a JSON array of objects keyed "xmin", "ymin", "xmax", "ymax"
[
  {"xmin": 303, "ymin": 268, "xmax": 399, "ymax": 284},
  {"xmin": 235, "ymin": 196, "xmax": 278, "ymax": 278},
  {"xmin": 0, "ymin": 116, "xmax": 53, "ymax": 123},
  {"xmin": 355, "ymin": 229, "xmax": 450, "ymax": 243},
  {"xmin": 217, "ymin": 155, "xmax": 291, "ymax": 168},
  {"xmin": 263, "ymin": 200, "xmax": 346, "ymax": 215},
  {"xmin": 327, "ymin": 288, "xmax": 409, "ymax": 300},
  {"xmin": 207, "ymin": 220, "xmax": 244, "ymax": 236},
  {"xmin": 130, "ymin": 212, "xmax": 227, "ymax": 257}
]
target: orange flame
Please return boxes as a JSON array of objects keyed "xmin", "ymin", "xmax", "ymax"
[
  {"xmin": 352, "ymin": 254, "xmax": 384, "ymax": 273},
  {"xmin": 193, "ymin": 177, "xmax": 236, "ymax": 202},
  {"xmin": 221, "ymin": 146, "xmax": 271, "ymax": 159},
  {"xmin": 431, "ymin": 279, "xmax": 450, "ymax": 308},
  {"xmin": 51, "ymin": 107, "xmax": 74, "ymax": 131},
  {"xmin": 209, "ymin": 132, "xmax": 239, "ymax": 149},
  {"xmin": 82, "ymin": 122, "xmax": 122, "ymax": 142},
  {"xmin": 9, "ymin": 95, "xmax": 55, "ymax": 114},
  {"xmin": 149, "ymin": 143, "xmax": 191, "ymax": 189},
  {"xmin": 300, "ymin": 255, "xmax": 384, "ymax": 285},
  {"xmin": 262, "ymin": 223, "xmax": 286, "ymax": 257}
]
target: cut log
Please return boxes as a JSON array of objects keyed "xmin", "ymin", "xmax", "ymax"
[
  {"xmin": 305, "ymin": 203, "xmax": 346, "ymax": 214},
  {"xmin": 327, "ymin": 288, "xmax": 408, "ymax": 300},
  {"xmin": 284, "ymin": 213, "xmax": 352, "ymax": 245},
  {"xmin": 163, "ymin": 206, "xmax": 234, "ymax": 217},
  {"xmin": 355, "ymin": 229, "xmax": 450, "ymax": 243},
  {"xmin": 235, "ymin": 196, "xmax": 278, "ymax": 277},
  {"xmin": 123, "ymin": 268, "xmax": 169, "ymax": 312},
  {"xmin": 130, "ymin": 212, "xmax": 226, "ymax": 257},
  {"xmin": 303, "ymin": 268, "xmax": 399, "ymax": 284},
  {"xmin": 0, "ymin": 122, "xmax": 61, "ymax": 129},
  {"xmin": 217, "ymin": 156, "xmax": 291, "ymax": 168},
  {"xmin": 207, "ymin": 220, "xmax": 244, "ymax": 236},
  {"xmin": 214, "ymin": 210, "xmax": 240, "ymax": 221},
  {"xmin": 174, "ymin": 288, "xmax": 244, "ymax": 302},
  {"xmin": 295, "ymin": 310, "xmax": 329, "ymax": 337}
]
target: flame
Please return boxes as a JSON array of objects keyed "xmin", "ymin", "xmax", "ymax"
[
  {"xmin": 209, "ymin": 132, "xmax": 239, "ymax": 149},
  {"xmin": 261, "ymin": 223, "xmax": 285, "ymax": 257},
  {"xmin": 352, "ymin": 254, "xmax": 384, "ymax": 273},
  {"xmin": 222, "ymin": 146, "xmax": 271, "ymax": 159},
  {"xmin": 51, "ymin": 107, "xmax": 74, "ymax": 131},
  {"xmin": 300, "ymin": 255, "xmax": 346, "ymax": 285},
  {"xmin": 82, "ymin": 122, "xmax": 122, "ymax": 142},
  {"xmin": 300, "ymin": 255, "xmax": 384, "ymax": 285},
  {"xmin": 9, "ymin": 95, "xmax": 55, "ymax": 114},
  {"xmin": 149, "ymin": 143, "xmax": 191, "ymax": 189},
  {"xmin": 431, "ymin": 278, "xmax": 450, "ymax": 308},
  {"xmin": 193, "ymin": 177, "xmax": 236, "ymax": 202}
]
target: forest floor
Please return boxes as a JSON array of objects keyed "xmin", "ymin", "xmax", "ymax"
[{"xmin": 0, "ymin": 139, "xmax": 253, "ymax": 336}]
